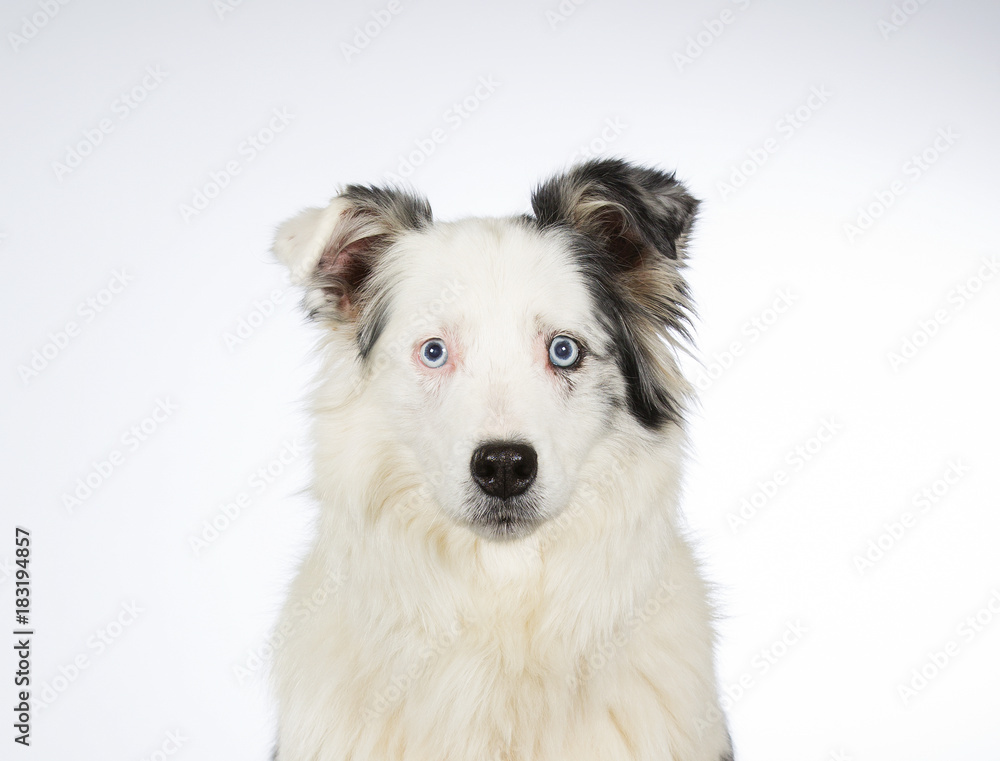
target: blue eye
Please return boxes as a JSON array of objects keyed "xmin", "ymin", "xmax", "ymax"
[
  {"xmin": 548, "ymin": 335, "xmax": 580, "ymax": 368},
  {"xmin": 419, "ymin": 338, "xmax": 448, "ymax": 368}
]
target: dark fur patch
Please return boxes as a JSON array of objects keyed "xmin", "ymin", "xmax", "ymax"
[
  {"xmin": 530, "ymin": 159, "xmax": 699, "ymax": 429},
  {"xmin": 532, "ymin": 158, "xmax": 698, "ymax": 261}
]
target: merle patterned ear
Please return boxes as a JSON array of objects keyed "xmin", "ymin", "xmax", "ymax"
[
  {"xmin": 531, "ymin": 159, "xmax": 700, "ymax": 429},
  {"xmin": 530, "ymin": 158, "xmax": 698, "ymax": 265},
  {"xmin": 273, "ymin": 185, "xmax": 432, "ymax": 322}
]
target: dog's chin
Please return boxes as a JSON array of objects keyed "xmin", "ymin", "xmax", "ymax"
[{"xmin": 462, "ymin": 497, "xmax": 543, "ymax": 542}]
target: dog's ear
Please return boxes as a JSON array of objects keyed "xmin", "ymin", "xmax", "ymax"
[
  {"xmin": 273, "ymin": 185, "xmax": 432, "ymax": 322},
  {"xmin": 531, "ymin": 159, "xmax": 699, "ymax": 428},
  {"xmin": 530, "ymin": 158, "xmax": 698, "ymax": 266}
]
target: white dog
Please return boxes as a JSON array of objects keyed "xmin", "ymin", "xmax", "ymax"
[{"xmin": 270, "ymin": 159, "xmax": 733, "ymax": 761}]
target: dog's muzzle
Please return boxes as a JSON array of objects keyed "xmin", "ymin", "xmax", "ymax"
[{"xmin": 465, "ymin": 441, "xmax": 542, "ymax": 540}]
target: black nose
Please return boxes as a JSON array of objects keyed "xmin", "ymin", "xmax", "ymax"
[{"xmin": 470, "ymin": 442, "xmax": 538, "ymax": 499}]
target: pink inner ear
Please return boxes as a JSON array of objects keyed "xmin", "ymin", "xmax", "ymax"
[
  {"xmin": 317, "ymin": 240, "xmax": 352, "ymax": 275},
  {"xmin": 316, "ymin": 234, "xmax": 388, "ymax": 316}
]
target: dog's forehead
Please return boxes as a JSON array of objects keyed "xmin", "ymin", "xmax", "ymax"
[{"xmin": 387, "ymin": 217, "xmax": 592, "ymax": 325}]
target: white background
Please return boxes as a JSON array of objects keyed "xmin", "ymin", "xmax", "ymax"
[{"xmin": 2, "ymin": 1, "xmax": 999, "ymax": 759}]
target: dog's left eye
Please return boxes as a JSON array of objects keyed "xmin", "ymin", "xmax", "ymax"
[
  {"xmin": 548, "ymin": 335, "xmax": 580, "ymax": 368},
  {"xmin": 419, "ymin": 338, "xmax": 448, "ymax": 368}
]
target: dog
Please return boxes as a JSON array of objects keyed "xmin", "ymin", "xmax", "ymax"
[{"xmin": 269, "ymin": 159, "xmax": 733, "ymax": 761}]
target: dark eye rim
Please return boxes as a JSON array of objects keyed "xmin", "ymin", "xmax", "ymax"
[{"xmin": 547, "ymin": 333, "xmax": 585, "ymax": 370}]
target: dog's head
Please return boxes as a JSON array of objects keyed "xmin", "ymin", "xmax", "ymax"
[{"xmin": 274, "ymin": 160, "xmax": 698, "ymax": 541}]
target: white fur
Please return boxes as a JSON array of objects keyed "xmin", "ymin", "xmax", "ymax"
[
  {"xmin": 271, "ymin": 201, "xmax": 730, "ymax": 760},
  {"xmin": 273, "ymin": 197, "xmax": 353, "ymax": 285}
]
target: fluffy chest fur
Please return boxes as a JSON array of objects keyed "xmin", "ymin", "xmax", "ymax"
[{"xmin": 274, "ymin": 429, "xmax": 728, "ymax": 761}]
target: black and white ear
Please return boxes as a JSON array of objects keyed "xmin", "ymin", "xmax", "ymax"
[
  {"xmin": 273, "ymin": 185, "xmax": 432, "ymax": 322},
  {"xmin": 531, "ymin": 159, "xmax": 700, "ymax": 428},
  {"xmin": 530, "ymin": 158, "xmax": 699, "ymax": 266}
]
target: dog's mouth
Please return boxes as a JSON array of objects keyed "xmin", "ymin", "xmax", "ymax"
[{"xmin": 464, "ymin": 496, "xmax": 542, "ymax": 542}]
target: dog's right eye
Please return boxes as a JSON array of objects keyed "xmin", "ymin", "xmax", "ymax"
[{"xmin": 419, "ymin": 339, "xmax": 448, "ymax": 368}]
